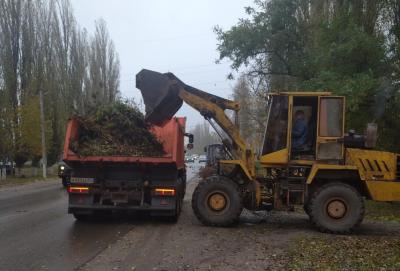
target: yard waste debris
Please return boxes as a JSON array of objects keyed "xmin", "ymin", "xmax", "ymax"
[{"xmin": 69, "ymin": 101, "xmax": 165, "ymax": 157}]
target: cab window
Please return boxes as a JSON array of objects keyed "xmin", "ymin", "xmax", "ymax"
[
  {"xmin": 319, "ymin": 98, "xmax": 343, "ymax": 137},
  {"xmin": 291, "ymin": 96, "xmax": 318, "ymax": 160},
  {"xmin": 262, "ymin": 96, "xmax": 288, "ymax": 155}
]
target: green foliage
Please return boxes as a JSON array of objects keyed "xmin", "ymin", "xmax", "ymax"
[
  {"xmin": 215, "ymin": 0, "xmax": 306, "ymax": 78},
  {"xmin": 299, "ymin": 71, "xmax": 379, "ymax": 131},
  {"xmin": 14, "ymin": 143, "xmax": 29, "ymax": 168},
  {"xmin": 0, "ymin": 107, "xmax": 13, "ymax": 162},
  {"xmin": 19, "ymin": 96, "xmax": 42, "ymax": 158},
  {"xmin": 365, "ymin": 200, "xmax": 400, "ymax": 222},
  {"xmin": 216, "ymin": 0, "xmax": 400, "ymax": 151},
  {"xmin": 18, "ymin": 95, "xmax": 53, "ymax": 166}
]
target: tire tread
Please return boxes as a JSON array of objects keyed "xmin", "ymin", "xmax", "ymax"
[
  {"xmin": 191, "ymin": 177, "xmax": 242, "ymax": 227},
  {"xmin": 309, "ymin": 182, "xmax": 364, "ymax": 234}
]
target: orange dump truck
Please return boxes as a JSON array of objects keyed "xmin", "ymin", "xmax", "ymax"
[{"xmin": 63, "ymin": 117, "xmax": 187, "ymax": 221}]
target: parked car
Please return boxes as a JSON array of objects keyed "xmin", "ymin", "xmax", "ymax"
[
  {"xmin": 0, "ymin": 162, "xmax": 14, "ymax": 175},
  {"xmin": 185, "ymin": 155, "xmax": 195, "ymax": 163},
  {"xmin": 198, "ymin": 154, "xmax": 207, "ymax": 163}
]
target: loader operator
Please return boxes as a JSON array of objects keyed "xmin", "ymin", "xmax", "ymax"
[{"xmin": 291, "ymin": 110, "xmax": 308, "ymax": 151}]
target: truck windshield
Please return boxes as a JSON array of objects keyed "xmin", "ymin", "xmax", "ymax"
[{"xmin": 261, "ymin": 96, "xmax": 288, "ymax": 155}]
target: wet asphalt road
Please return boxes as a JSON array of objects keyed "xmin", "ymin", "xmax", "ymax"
[
  {"xmin": 0, "ymin": 181, "xmax": 135, "ymax": 271},
  {"xmin": 0, "ymin": 162, "xmax": 202, "ymax": 271}
]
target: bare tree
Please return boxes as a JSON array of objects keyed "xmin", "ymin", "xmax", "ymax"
[
  {"xmin": 85, "ymin": 18, "xmax": 120, "ymax": 106},
  {"xmin": 0, "ymin": 0, "xmax": 23, "ymax": 154},
  {"xmin": 0, "ymin": 0, "xmax": 121, "ymax": 170}
]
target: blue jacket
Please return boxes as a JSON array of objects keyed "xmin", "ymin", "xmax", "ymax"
[{"xmin": 292, "ymin": 118, "xmax": 308, "ymax": 150}]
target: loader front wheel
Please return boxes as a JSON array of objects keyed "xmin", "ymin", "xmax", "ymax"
[
  {"xmin": 192, "ymin": 176, "xmax": 242, "ymax": 227},
  {"xmin": 309, "ymin": 182, "xmax": 364, "ymax": 234}
]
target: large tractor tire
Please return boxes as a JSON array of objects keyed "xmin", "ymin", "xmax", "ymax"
[
  {"xmin": 309, "ymin": 182, "xmax": 365, "ymax": 234},
  {"xmin": 191, "ymin": 176, "xmax": 243, "ymax": 227}
]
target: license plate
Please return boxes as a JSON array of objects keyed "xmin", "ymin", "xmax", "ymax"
[{"xmin": 70, "ymin": 177, "xmax": 95, "ymax": 184}]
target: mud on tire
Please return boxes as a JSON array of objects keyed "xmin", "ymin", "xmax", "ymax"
[
  {"xmin": 309, "ymin": 182, "xmax": 365, "ymax": 234},
  {"xmin": 191, "ymin": 176, "xmax": 243, "ymax": 227}
]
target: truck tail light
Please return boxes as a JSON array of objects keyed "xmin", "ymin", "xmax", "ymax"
[
  {"xmin": 68, "ymin": 186, "xmax": 89, "ymax": 194},
  {"xmin": 154, "ymin": 188, "xmax": 175, "ymax": 196}
]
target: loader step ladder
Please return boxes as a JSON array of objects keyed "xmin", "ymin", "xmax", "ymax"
[{"xmin": 283, "ymin": 176, "xmax": 306, "ymax": 207}]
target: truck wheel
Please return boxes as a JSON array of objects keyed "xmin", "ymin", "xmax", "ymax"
[
  {"xmin": 192, "ymin": 176, "xmax": 243, "ymax": 227},
  {"xmin": 309, "ymin": 182, "xmax": 364, "ymax": 234},
  {"xmin": 169, "ymin": 196, "xmax": 182, "ymax": 222}
]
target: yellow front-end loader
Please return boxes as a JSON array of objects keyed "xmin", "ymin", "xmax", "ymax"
[{"xmin": 136, "ymin": 69, "xmax": 400, "ymax": 233}]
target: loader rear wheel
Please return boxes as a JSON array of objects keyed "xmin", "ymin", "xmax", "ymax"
[
  {"xmin": 192, "ymin": 176, "xmax": 242, "ymax": 227},
  {"xmin": 309, "ymin": 182, "xmax": 364, "ymax": 234}
]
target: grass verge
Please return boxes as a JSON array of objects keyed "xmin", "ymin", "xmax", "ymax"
[
  {"xmin": 365, "ymin": 200, "xmax": 400, "ymax": 222},
  {"xmin": 289, "ymin": 235, "xmax": 400, "ymax": 271}
]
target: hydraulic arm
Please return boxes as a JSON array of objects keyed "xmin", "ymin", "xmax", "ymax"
[{"xmin": 136, "ymin": 69, "xmax": 255, "ymax": 177}]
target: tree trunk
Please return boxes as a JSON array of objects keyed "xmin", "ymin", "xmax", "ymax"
[{"xmin": 39, "ymin": 89, "xmax": 47, "ymax": 178}]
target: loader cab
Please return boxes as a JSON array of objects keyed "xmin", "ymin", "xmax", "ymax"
[{"xmin": 260, "ymin": 92, "xmax": 345, "ymax": 165}]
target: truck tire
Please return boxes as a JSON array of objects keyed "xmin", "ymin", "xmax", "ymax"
[
  {"xmin": 309, "ymin": 182, "xmax": 365, "ymax": 234},
  {"xmin": 192, "ymin": 176, "xmax": 243, "ymax": 227},
  {"xmin": 169, "ymin": 196, "xmax": 182, "ymax": 222}
]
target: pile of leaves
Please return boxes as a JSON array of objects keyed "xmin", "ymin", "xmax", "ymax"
[
  {"xmin": 70, "ymin": 101, "xmax": 165, "ymax": 157},
  {"xmin": 365, "ymin": 201, "xmax": 400, "ymax": 222},
  {"xmin": 289, "ymin": 235, "xmax": 400, "ymax": 271}
]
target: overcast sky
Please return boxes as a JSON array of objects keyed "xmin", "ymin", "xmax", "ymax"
[{"xmin": 70, "ymin": 0, "xmax": 252, "ymax": 130}]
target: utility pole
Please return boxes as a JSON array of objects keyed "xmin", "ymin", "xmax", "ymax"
[{"xmin": 39, "ymin": 89, "xmax": 47, "ymax": 178}]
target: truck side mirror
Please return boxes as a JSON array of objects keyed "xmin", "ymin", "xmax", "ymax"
[
  {"xmin": 204, "ymin": 146, "xmax": 207, "ymax": 152},
  {"xmin": 185, "ymin": 133, "xmax": 194, "ymax": 143}
]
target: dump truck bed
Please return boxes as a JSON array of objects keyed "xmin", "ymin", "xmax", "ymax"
[
  {"xmin": 63, "ymin": 116, "xmax": 187, "ymax": 221},
  {"xmin": 63, "ymin": 117, "xmax": 185, "ymax": 168}
]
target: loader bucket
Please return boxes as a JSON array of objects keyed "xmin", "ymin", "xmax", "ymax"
[{"xmin": 136, "ymin": 69, "xmax": 183, "ymax": 126}]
